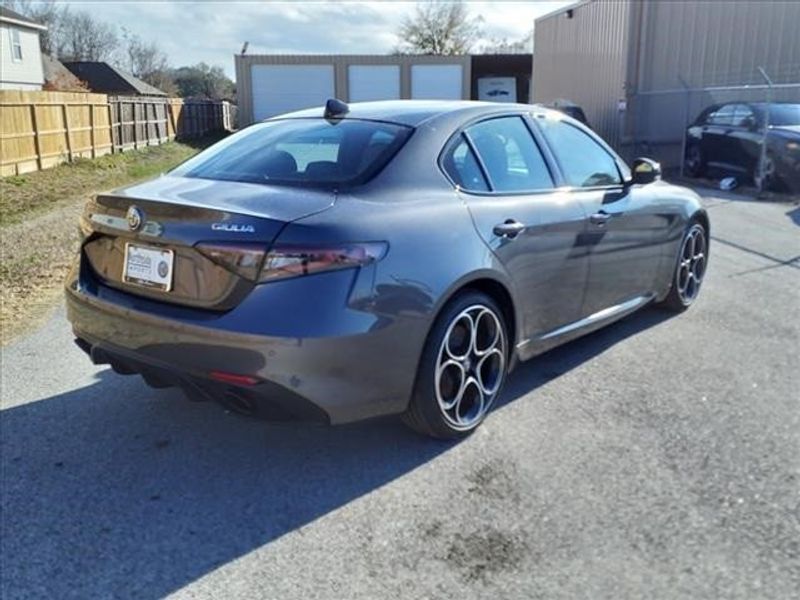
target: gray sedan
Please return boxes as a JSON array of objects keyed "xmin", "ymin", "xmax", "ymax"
[{"xmin": 66, "ymin": 100, "xmax": 709, "ymax": 439}]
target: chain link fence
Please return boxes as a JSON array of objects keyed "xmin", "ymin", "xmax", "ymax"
[{"xmin": 625, "ymin": 66, "xmax": 800, "ymax": 189}]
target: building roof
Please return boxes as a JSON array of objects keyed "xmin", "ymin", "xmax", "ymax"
[
  {"xmin": 0, "ymin": 6, "xmax": 47, "ymax": 30},
  {"xmin": 62, "ymin": 62, "xmax": 167, "ymax": 96},
  {"xmin": 535, "ymin": 0, "xmax": 592, "ymax": 23}
]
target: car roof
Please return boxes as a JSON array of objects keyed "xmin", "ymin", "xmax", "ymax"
[
  {"xmin": 706, "ymin": 101, "xmax": 799, "ymax": 109},
  {"xmin": 269, "ymin": 100, "xmax": 553, "ymax": 127}
]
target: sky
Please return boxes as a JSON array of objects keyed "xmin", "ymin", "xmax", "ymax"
[{"xmin": 55, "ymin": 1, "xmax": 571, "ymax": 78}]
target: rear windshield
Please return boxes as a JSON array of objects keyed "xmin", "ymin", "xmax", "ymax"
[
  {"xmin": 768, "ymin": 104, "xmax": 800, "ymax": 126},
  {"xmin": 172, "ymin": 118, "xmax": 412, "ymax": 187}
]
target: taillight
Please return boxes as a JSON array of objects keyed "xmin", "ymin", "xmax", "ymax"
[
  {"xmin": 196, "ymin": 243, "xmax": 267, "ymax": 281},
  {"xmin": 259, "ymin": 242, "xmax": 387, "ymax": 282}
]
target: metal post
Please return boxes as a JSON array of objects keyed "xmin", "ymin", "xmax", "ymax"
[
  {"xmin": 757, "ymin": 67, "xmax": 773, "ymax": 193},
  {"xmin": 678, "ymin": 76, "xmax": 690, "ymax": 179}
]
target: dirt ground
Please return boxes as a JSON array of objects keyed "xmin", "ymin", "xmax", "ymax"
[{"xmin": 0, "ymin": 138, "xmax": 217, "ymax": 344}]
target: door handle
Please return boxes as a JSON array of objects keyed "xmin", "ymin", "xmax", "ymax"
[
  {"xmin": 493, "ymin": 219, "xmax": 525, "ymax": 239},
  {"xmin": 589, "ymin": 211, "xmax": 612, "ymax": 226}
]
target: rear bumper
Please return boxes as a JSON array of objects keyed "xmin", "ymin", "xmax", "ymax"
[{"xmin": 65, "ymin": 261, "xmax": 429, "ymax": 424}]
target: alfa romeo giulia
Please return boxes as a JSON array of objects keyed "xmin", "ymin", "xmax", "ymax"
[{"xmin": 66, "ymin": 100, "xmax": 709, "ymax": 439}]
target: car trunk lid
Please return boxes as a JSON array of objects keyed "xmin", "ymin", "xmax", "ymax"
[{"xmin": 81, "ymin": 175, "xmax": 335, "ymax": 310}]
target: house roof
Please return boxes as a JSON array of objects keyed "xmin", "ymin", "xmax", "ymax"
[
  {"xmin": 0, "ymin": 6, "xmax": 47, "ymax": 31},
  {"xmin": 62, "ymin": 62, "xmax": 167, "ymax": 96}
]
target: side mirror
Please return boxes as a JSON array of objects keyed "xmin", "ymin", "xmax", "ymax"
[{"xmin": 631, "ymin": 157, "xmax": 661, "ymax": 185}]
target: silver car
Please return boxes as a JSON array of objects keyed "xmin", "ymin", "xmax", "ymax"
[{"xmin": 66, "ymin": 100, "xmax": 709, "ymax": 439}]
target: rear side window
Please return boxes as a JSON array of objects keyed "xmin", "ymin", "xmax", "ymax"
[
  {"xmin": 537, "ymin": 117, "xmax": 622, "ymax": 188},
  {"xmin": 172, "ymin": 119, "xmax": 411, "ymax": 187},
  {"xmin": 768, "ymin": 104, "xmax": 800, "ymax": 126},
  {"xmin": 466, "ymin": 117, "xmax": 554, "ymax": 192},
  {"xmin": 442, "ymin": 135, "xmax": 489, "ymax": 191}
]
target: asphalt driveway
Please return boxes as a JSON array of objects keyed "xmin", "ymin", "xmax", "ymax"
[{"xmin": 1, "ymin": 188, "xmax": 798, "ymax": 599}]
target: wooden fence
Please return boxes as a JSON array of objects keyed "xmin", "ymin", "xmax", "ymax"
[{"xmin": 0, "ymin": 90, "xmax": 234, "ymax": 177}]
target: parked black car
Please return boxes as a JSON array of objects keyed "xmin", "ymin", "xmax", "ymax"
[{"xmin": 685, "ymin": 102, "xmax": 800, "ymax": 192}]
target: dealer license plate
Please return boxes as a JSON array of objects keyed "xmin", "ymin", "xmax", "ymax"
[{"xmin": 123, "ymin": 243, "xmax": 174, "ymax": 292}]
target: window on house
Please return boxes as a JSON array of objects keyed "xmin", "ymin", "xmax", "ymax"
[{"xmin": 10, "ymin": 28, "xmax": 23, "ymax": 61}]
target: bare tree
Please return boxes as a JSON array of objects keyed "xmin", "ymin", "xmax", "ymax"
[
  {"xmin": 7, "ymin": 1, "xmax": 119, "ymax": 61},
  {"xmin": 396, "ymin": 1, "xmax": 483, "ymax": 55},
  {"xmin": 120, "ymin": 28, "xmax": 176, "ymax": 92},
  {"xmin": 480, "ymin": 29, "xmax": 534, "ymax": 54},
  {"xmin": 57, "ymin": 11, "xmax": 119, "ymax": 62}
]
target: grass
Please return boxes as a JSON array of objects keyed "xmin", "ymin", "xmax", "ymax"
[
  {"xmin": 0, "ymin": 136, "xmax": 221, "ymax": 344},
  {"xmin": 0, "ymin": 136, "xmax": 220, "ymax": 227}
]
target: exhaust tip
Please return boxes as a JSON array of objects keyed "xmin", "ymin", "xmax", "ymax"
[{"xmin": 219, "ymin": 391, "xmax": 257, "ymax": 417}]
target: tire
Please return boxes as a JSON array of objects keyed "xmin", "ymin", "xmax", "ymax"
[
  {"xmin": 657, "ymin": 221, "xmax": 708, "ymax": 312},
  {"xmin": 755, "ymin": 152, "xmax": 782, "ymax": 192},
  {"xmin": 684, "ymin": 144, "xmax": 705, "ymax": 178},
  {"xmin": 403, "ymin": 291, "xmax": 509, "ymax": 439}
]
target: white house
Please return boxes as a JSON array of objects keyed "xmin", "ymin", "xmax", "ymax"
[{"xmin": 0, "ymin": 7, "xmax": 46, "ymax": 90}]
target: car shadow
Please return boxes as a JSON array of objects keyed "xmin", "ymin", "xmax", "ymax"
[
  {"xmin": 1, "ymin": 307, "xmax": 673, "ymax": 599},
  {"xmin": 498, "ymin": 306, "xmax": 674, "ymax": 406}
]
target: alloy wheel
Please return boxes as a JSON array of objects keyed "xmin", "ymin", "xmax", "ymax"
[
  {"xmin": 435, "ymin": 304, "xmax": 506, "ymax": 430},
  {"xmin": 676, "ymin": 225, "xmax": 707, "ymax": 305}
]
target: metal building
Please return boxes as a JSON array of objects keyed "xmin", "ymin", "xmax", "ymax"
[
  {"xmin": 235, "ymin": 53, "xmax": 532, "ymax": 126},
  {"xmin": 533, "ymin": 0, "xmax": 800, "ymax": 167}
]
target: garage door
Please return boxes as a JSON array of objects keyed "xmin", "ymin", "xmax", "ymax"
[
  {"xmin": 348, "ymin": 65, "xmax": 400, "ymax": 102},
  {"xmin": 251, "ymin": 64, "xmax": 335, "ymax": 121},
  {"xmin": 410, "ymin": 65, "xmax": 463, "ymax": 100}
]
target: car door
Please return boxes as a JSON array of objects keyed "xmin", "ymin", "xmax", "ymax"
[
  {"xmin": 704, "ymin": 103, "xmax": 736, "ymax": 169},
  {"xmin": 730, "ymin": 104, "xmax": 762, "ymax": 175},
  {"xmin": 441, "ymin": 115, "xmax": 589, "ymax": 344},
  {"xmin": 532, "ymin": 113, "xmax": 666, "ymax": 318}
]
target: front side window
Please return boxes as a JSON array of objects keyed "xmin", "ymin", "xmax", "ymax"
[
  {"xmin": 732, "ymin": 104, "xmax": 755, "ymax": 128},
  {"xmin": 465, "ymin": 116, "xmax": 553, "ymax": 192},
  {"xmin": 709, "ymin": 104, "xmax": 735, "ymax": 126},
  {"xmin": 537, "ymin": 117, "xmax": 622, "ymax": 188},
  {"xmin": 10, "ymin": 29, "xmax": 22, "ymax": 61},
  {"xmin": 172, "ymin": 118, "xmax": 411, "ymax": 187}
]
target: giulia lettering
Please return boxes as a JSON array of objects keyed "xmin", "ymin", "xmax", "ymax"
[{"xmin": 211, "ymin": 223, "xmax": 256, "ymax": 233}]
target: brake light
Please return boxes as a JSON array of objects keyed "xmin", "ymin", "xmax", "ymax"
[
  {"xmin": 259, "ymin": 242, "xmax": 387, "ymax": 282},
  {"xmin": 196, "ymin": 243, "xmax": 267, "ymax": 281},
  {"xmin": 209, "ymin": 370, "xmax": 261, "ymax": 386}
]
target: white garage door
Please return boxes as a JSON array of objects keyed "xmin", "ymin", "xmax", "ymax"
[
  {"xmin": 411, "ymin": 65, "xmax": 463, "ymax": 100},
  {"xmin": 251, "ymin": 64, "xmax": 335, "ymax": 121},
  {"xmin": 348, "ymin": 65, "xmax": 400, "ymax": 102}
]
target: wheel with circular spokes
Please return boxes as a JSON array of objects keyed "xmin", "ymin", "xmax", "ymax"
[
  {"xmin": 658, "ymin": 221, "xmax": 708, "ymax": 312},
  {"xmin": 404, "ymin": 292, "xmax": 509, "ymax": 439}
]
